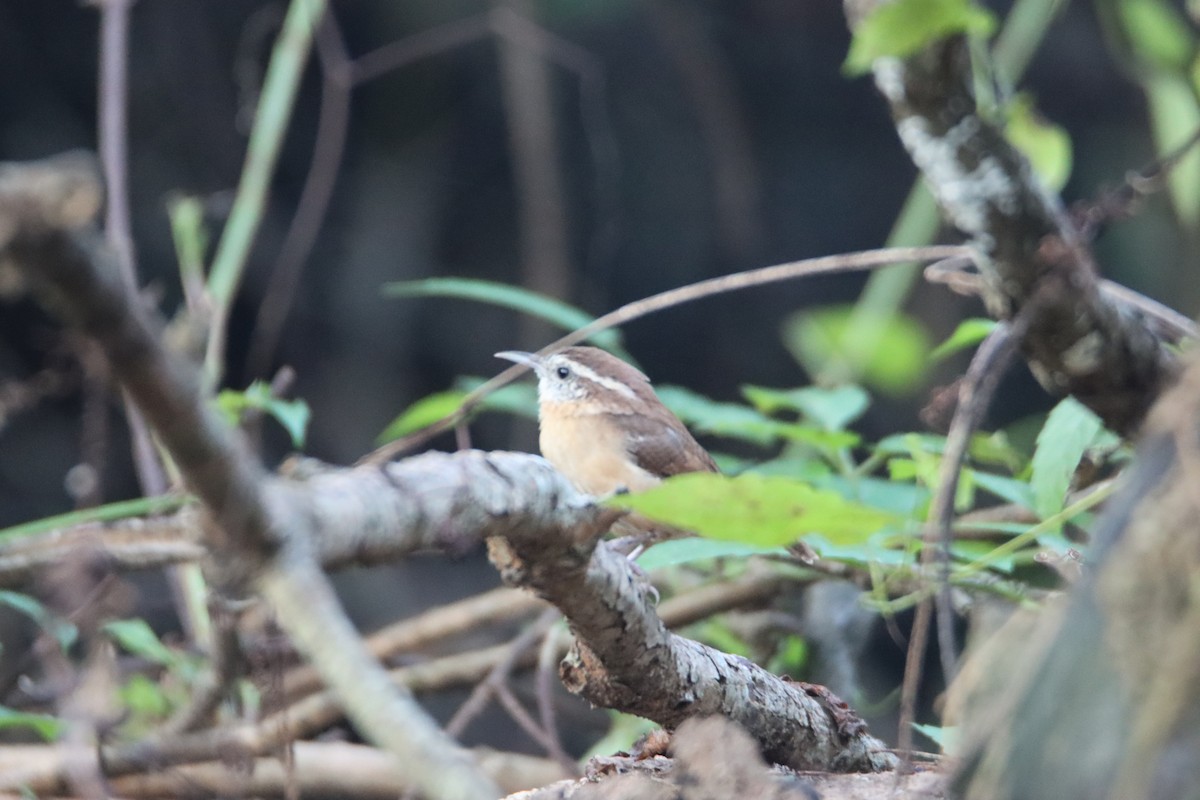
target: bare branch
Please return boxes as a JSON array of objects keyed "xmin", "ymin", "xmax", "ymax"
[
  {"xmin": 845, "ymin": 2, "xmax": 1178, "ymax": 436},
  {"xmin": 0, "ymin": 151, "xmax": 499, "ymax": 800}
]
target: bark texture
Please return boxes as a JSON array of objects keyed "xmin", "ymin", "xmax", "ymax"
[{"xmin": 844, "ymin": 1, "xmax": 1178, "ymax": 436}]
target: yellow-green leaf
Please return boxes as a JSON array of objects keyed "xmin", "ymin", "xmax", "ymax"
[
  {"xmin": 607, "ymin": 472, "xmax": 896, "ymax": 548},
  {"xmin": 1006, "ymin": 95, "xmax": 1073, "ymax": 191},
  {"xmin": 845, "ymin": 0, "xmax": 997, "ymax": 75}
]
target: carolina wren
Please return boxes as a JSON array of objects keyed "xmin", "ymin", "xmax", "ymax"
[{"xmin": 494, "ymin": 346, "xmax": 718, "ymax": 498}]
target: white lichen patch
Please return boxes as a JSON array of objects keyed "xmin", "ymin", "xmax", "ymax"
[
  {"xmin": 896, "ymin": 115, "xmax": 1020, "ymax": 236},
  {"xmin": 872, "ymin": 58, "xmax": 906, "ymax": 104},
  {"xmin": 1061, "ymin": 331, "xmax": 1105, "ymax": 375}
]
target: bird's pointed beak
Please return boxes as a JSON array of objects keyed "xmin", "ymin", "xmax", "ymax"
[{"xmin": 495, "ymin": 350, "xmax": 541, "ymax": 370}]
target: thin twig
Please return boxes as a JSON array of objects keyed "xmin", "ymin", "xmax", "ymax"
[
  {"xmin": 91, "ymin": 0, "xmax": 137, "ymax": 295},
  {"xmin": 162, "ymin": 597, "xmax": 245, "ymax": 734},
  {"xmin": 445, "ymin": 608, "xmax": 559, "ymax": 739},
  {"xmin": 925, "ymin": 256, "xmax": 1199, "ymax": 344},
  {"xmin": 896, "ymin": 315, "xmax": 1027, "ymax": 770},
  {"xmin": 361, "ymin": 244, "xmax": 973, "ymax": 465},
  {"xmin": 244, "ymin": 8, "xmax": 353, "ymax": 381},
  {"xmin": 536, "ymin": 621, "xmax": 574, "ymax": 771},
  {"xmin": 205, "ymin": 0, "xmax": 326, "ymax": 384}
]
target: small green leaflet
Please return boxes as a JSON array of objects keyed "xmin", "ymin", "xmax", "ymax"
[
  {"xmin": 844, "ymin": 0, "xmax": 996, "ymax": 75},
  {"xmin": 634, "ymin": 537, "xmax": 786, "ymax": 571},
  {"xmin": 929, "ymin": 318, "xmax": 998, "ymax": 362},
  {"xmin": 377, "ymin": 382, "xmax": 537, "ymax": 443},
  {"xmin": 783, "ymin": 306, "xmax": 931, "ymax": 396},
  {"xmin": 655, "ymin": 385, "xmax": 788, "ymax": 447},
  {"xmin": 379, "ymin": 390, "xmax": 468, "ymax": 442},
  {"xmin": 0, "ymin": 591, "xmax": 77, "ymax": 651},
  {"xmin": 0, "ymin": 494, "xmax": 187, "ymax": 544},
  {"xmin": 1031, "ymin": 397, "xmax": 1104, "ymax": 521},
  {"xmin": 743, "ymin": 384, "xmax": 870, "ymax": 432},
  {"xmin": 0, "ymin": 707, "xmax": 63, "ymax": 741},
  {"xmin": 607, "ymin": 472, "xmax": 896, "ymax": 548},
  {"xmin": 104, "ymin": 619, "xmax": 178, "ymax": 668},
  {"xmin": 216, "ymin": 381, "xmax": 310, "ymax": 448},
  {"xmin": 912, "ymin": 723, "xmax": 959, "ymax": 754},
  {"xmin": 1119, "ymin": 0, "xmax": 1194, "ymax": 73},
  {"xmin": 382, "ymin": 277, "xmax": 628, "ymax": 358},
  {"xmin": 1006, "ymin": 95, "xmax": 1073, "ymax": 191}
]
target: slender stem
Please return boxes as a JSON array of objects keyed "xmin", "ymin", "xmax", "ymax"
[
  {"xmin": 94, "ymin": 0, "xmax": 137, "ymax": 296},
  {"xmin": 205, "ymin": 0, "xmax": 325, "ymax": 385},
  {"xmin": 244, "ymin": 9, "xmax": 351, "ymax": 381}
]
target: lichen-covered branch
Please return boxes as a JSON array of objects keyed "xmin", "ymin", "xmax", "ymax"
[
  {"xmin": 488, "ymin": 519, "xmax": 897, "ymax": 773},
  {"xmin": 844, "ymin": 2, "xmax": 1178, "ymax": 436}
]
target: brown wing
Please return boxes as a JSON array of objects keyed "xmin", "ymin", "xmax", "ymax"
[{"xmin": 614, "ymin": 411, "xmax": 719, "ymax": 478}]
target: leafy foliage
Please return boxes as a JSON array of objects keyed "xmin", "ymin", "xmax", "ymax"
[
  {"xmin": 783, "ymin": 306, "xmax": 932, "ymax": 396},
  {"xmin": 216, "ymin": 381, "xmax": 310, "ymax": 448},
  {"xmin": 608, "ymin": 473, "xmax": 897, "ymax": 548},
  {"xmin": 844, "ymin": 0, "xmax": 997, "ymax": 75},
  {"xmin": 1005, "ymin": 94, "xmax": 1073, "ymax": 191}
]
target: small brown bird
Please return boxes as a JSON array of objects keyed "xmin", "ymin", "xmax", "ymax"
[{"xmin": 494, "ymin": 346, "xmax": 718, "ymax": 499}]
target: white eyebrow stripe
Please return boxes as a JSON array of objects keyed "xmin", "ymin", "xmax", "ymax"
[{"xmin": 567, "ymin": 361, "xmax": 639, "ymax": 400}]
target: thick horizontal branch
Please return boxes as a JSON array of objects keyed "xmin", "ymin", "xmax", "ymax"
[
  {"xmin": 0, "ymin": 741, "xmax": 569, "ymax": 798},
  {"xmin": 845, "ymin": 2, "xmax": 1177, "ymax": 436},
  {"xmin": 489, "ymin": 519, "xmax": 897, "ymax": 772}
]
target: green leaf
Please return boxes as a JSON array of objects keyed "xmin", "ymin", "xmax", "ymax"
[
  {"xmin": 875, "ymin": 432, "xmax": 948, "ymax": 456},
  {"xmin": 608, "ymin": 473, "xmax": 896, "ymax": 548},
  {"xmin": 655, "ymin": 386, "xmax": 786, "ymax": 447},
  {"xmin": 216, "ymin": 381, "xmax": 310, "ymax": 448},
  {"xmin": 379, "ymin": 390, "xmax": 469, "ymax": 442},
  {"xmin": 635, "ymin": 537, "xmax": 785, "ymax": 571},
  {"xmin": 1030, "ymin": 397, "xmax": 1104, "ymax": 520},
  {"xmin": 767, "ymin": 635, "xmax": 809, "ymax": 675},
  {"xmin": 777, "ymin": 424, "xmax": 862, "ymax": 452},
  {"xmin": 783, "ymin": 306, "xmax": 931, "ymax": 396},
  {"xmin": 0, "ymin": 707, "xmax": 64, "ymax": 742},
  {"xmin": 104, "ymin": 619, "xmax": 177, "ymax": 667},
  {"xmin": 688, "ymin": 618, "xmax": 754, "ymax": 657},
  {"xmin": 120, "ymin": 673, "xmax": 172, "ymax": 719},
  {"xmin": 377, "ymin": 381, "xmax": 540, "ymax": 445},
  {"xmin": 844, "ymin": 0, "xmax": 997, "ymax": 75},
  {"xmin": 972, "ymin": 471, "xmax": 1036, "ymax": 510},
  {"xmin": 0, "ymin": 591, "xmax": 77, "ymax": 651},
  {"xmin": 1006, "ymin": 94, "xmax": 1073, "ymax": 191},
  {"xmin": 453, "ymin": 377, "xmax": 539, "ymax": 419},
  {"xmin": 383, "ymin": 278, "xmax": 626, "ymax": 357},
  {"xmin": 820, "ymin": 475, "xmax": 929, "ymax": 517},
  {"xmin": 743, "ymin": 384, "xmax": 870, "ymax": 431},
  {"xmin": 913, "ymin": 722, "xmax": 959, "ymax": 754},
  {"xmin": 950, "ymin": 539, "xmax": 1015, "ymax": 573},
  {"xmin": 930, "ymin": 318, "xmax": 998, "ymax": 362},
  {"xmin": 1120, "ymin": 0, "xmax": 1195, "ymax": 72},
  {"xmin": 584, "ymin": 712, "xmax": 659, "ymax": 760}
]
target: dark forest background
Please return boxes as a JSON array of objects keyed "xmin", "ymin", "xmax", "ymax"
[{"xmin": 0, "ymin": 0, "xmax": 1194, "ymax": 744}]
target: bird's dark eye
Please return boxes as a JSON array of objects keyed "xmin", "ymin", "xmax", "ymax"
[{"xmin": 555, "ymin": 366, "xmax": 571, "ymax": 380}]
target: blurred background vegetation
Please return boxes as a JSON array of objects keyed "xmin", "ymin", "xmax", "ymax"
[{"xmin": 1, "ymin": 0, "xmax": 1198, "ymax": 753}]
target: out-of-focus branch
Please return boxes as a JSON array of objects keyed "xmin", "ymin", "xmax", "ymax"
[
  {"xmin": 844, "ymin": 1, "xmax": 1177, "ymax": 436},
  {"xmin": 205, "ymin": 0, "xmax": 325, "ymax": 383},
  {"xmin": 0, "ymin": 152, "xmax": 498, "ymax": 800},
  {"xmin": 1, "ymin": 741, "xmax": 570, "ymax": 798}
]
